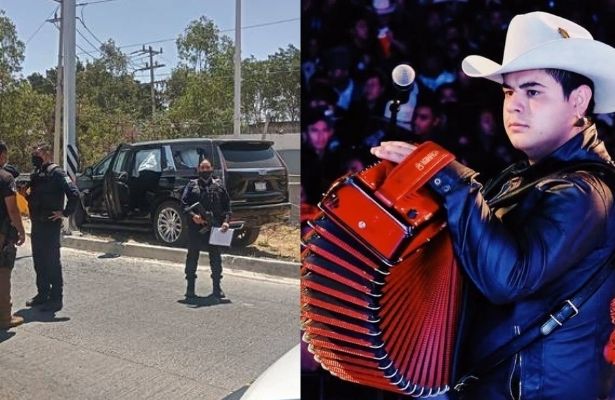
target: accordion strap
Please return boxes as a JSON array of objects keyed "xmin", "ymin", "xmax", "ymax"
[
  {"xmin": 374, "ymin": 141, "xmax": 455, "ymax": 207},
  {"xmin": 456, "ymin": 161, "xmax": 615, "ymax": 391}
]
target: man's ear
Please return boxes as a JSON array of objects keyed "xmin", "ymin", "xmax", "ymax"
[{"xmin": 571, "ymin": 84, "xmax": 593, "ymax": 116}]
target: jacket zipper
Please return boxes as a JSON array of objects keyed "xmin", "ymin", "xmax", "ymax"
[
  {"xmin": 508, "ymin": 352, "xmax": 519, "ymax": 400},
  {"xmin": 508, "ymin": 325, "xmax": 521, "ymax": 400},
  {"xmin": 518, "ymin": 352, "xmax": 523, "ymax": 400}
]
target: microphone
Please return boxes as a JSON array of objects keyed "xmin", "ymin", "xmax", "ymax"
[
  {"xmin": 386, "ymin": 64, "xmax": 416, "ymax": 136},
  {"xmin": 391, "ymin": 64, "xmax": 415, "ymax": 103}
]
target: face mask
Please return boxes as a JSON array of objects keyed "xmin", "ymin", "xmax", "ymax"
[
  {"xmin": 32, "ymin": 155, "xmax": 43, "ymax": 168},
  {"xmin": 199, "ymin": 171, "xmax": 212, "ymax": 180}
]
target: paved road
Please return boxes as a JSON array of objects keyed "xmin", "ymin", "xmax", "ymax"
[{"xmin": 0, "ymin": 242, "xmax": 298, "ymax": 400}]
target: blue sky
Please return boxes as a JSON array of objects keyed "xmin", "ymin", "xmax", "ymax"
[{"xmin": 0, "ymin": 0, "xmax": 300, "ymax": 81}]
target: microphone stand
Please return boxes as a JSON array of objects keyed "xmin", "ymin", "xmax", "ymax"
[{"xmin": 388, "ymin": 98, "xmax": 402, "ymax": 140}]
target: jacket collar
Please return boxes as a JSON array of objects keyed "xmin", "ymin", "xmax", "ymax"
[
  {"xmin": 198, "ymin": 176, "xmax": 214, "ymax": 186},
  {"xmin": 509, "ymin": 124, "xmax": 612, "ymax": 177}
]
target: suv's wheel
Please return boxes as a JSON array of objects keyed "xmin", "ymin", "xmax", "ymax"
[
  {"xmin": 154, "ymin": 201, "xmax": 188, "ymax": 246},
  {"xmin": 232, "ymin": 227, "xmax": 261, "ymax": 247}
]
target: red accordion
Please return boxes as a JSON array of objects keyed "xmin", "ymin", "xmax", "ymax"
[{"xmin": 301, "ymin": 142, "xmax": 465, "ymax": 396}]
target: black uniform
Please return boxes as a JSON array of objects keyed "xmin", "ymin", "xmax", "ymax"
[
  {"xmin": 0, "ymin": 167, "xmax": 18, "ymax": 247},
  {"xmin": 27, "ymin": 162, "xmax": 80, "ymax": 302},
  {"xmin": 180, "ymin": 176, "xmax": 231, "ymax": 291},
  {"xmin": 0, "ymin": 167, "xmax": 19, "ymax": 327}
]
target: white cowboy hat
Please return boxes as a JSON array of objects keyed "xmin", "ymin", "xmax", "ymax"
[
  {"xmin": 372, "ymin": 0, "xmax": 396, "ymax": 15},
  {"xmin": 462, "ymin": 11, "xmax": 615, "ymax": 113}
]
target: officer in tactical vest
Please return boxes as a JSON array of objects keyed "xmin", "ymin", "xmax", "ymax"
[
  {"xmin": 0, "ymin": 141, "xmax": 27, "ymax": 329},
  {"xmin": 181, "ymin": 158, "xmax": 231, "ymax": 299},
  {"xmin": 22, "ymin": 143, "xmax": 80, "ymax": 312}
]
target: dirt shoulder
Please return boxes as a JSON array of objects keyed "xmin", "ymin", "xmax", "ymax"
[{"xmin": 242, "ymin": 222, "xmax": 300, "ymax": 262}]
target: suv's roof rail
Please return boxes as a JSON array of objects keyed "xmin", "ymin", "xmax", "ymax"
[{"xmin": 131, "ymin": 138, "xmax": 274, "ymax": 146}]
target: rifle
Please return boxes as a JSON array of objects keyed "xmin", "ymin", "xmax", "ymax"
[{"xmin": 186, "ymin": 202, "xmax": 214, "ymax": 234}]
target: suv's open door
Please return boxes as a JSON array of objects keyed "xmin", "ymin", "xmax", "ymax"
[{"xmin": 103, "ymin": 144, "xmax": 132, "ymax": 219}]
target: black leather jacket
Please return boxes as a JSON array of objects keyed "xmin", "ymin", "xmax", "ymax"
[{"xmin": 429, "ymin": 125, "xmax": 615, "ymax": 399}]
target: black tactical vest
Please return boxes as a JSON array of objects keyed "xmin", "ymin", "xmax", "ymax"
[{"xmin": 28, "ymin": 163, "xmax": 64, "ymax": 219}]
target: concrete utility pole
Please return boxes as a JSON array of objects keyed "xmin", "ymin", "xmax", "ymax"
[
  {"xmin": 233, "ymin": 0, "xmax": 241, "ymax": 137},
  {"xmin": 48, "ymin": 11, "xmax": 63, "ymax": 164},
  {"xmin": 133, "ymin": 46, "xmax": 165, "ymax": 116},
  {"xmin": 62, "ymin": 0, "xmax": 78, "ymax": 181}
]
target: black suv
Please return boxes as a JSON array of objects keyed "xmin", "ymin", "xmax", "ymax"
[{"xmin": 74, "ymin": 138, "xmax": 290, "ymax": 247}]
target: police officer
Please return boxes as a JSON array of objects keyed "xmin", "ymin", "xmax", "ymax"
[
  {"xmin": 23, "ymin": 143, "xmax": 79, "ymax": 312},
  {"xmin": 0, "ymin": 141, "xmax": 26, "ymax": 329},
  {"xmin": 181, "ymin": 158, "xmax": 231, "ymax": 299}
]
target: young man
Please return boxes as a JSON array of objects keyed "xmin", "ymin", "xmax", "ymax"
[
  {"xmin": 372, "ymin": 12, "xmax": 615, "ymax": 399},
  {"xmin": 0, "ymin": 142, "xmax": 26, "ymax": 329},
  {"xmin": 181, "ymin": 159, "xmax": 231, "ymax": 299},
  {"xmin": 23, "ymin": 143, "xmax": 80, "ymax": 313}
]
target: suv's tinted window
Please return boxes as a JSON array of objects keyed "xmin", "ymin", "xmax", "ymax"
[
  {"xmin": 112, "ymin": 149, "xmax": 130, "ymax": 173},
  {"xmin": 133, "ymin": 148, "xmax": 161, "ymax": 176},
  {"xmin": 219, "ymin": 142, "xmax": 283, "ymax": 168},
  {"xmin": 94, "ymin": 154, "xmax": 113, "ymax": 175},
  {"xmin": 170, "ymin": 144, "xmax": 213, "ymax": 171}
]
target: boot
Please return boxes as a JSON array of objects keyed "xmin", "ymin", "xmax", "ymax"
[
  {"xmin": 0, "ymin": 315, "xmax": 24, "ymax": 329},
  {"xmin": 0, "ymin": 268, "xmax": 23, "ymax": 329},
  {"xmin": 212, "ymin": 280, "xmax": 225, "ymax": 299},
  {"xmin": 26, "ymin": 294, "xmax": 49, "ymax": 307},
  {"xmin": 41, "ymin": 297, "xmax": 63, "ymax": 312},
  {"xmin": 185, "ymin": 279, "xmax": 196, "ymax": 298}
]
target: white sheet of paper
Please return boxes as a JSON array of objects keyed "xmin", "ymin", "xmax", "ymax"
[{"xmin": 209, "ymin": 227, "xmax": 234, "ymax": 246}]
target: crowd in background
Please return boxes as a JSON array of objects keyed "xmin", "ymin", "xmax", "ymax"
[
  {"xmin": 301, "ymin": 0, "xmax": 615, "ymax": 208},
  {"xmin": 301, "ymin": 0, "xmax": 615, "ymax": 398}
]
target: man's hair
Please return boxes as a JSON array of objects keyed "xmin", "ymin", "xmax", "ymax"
[
  {"xmin": 544, "ymin": 68, "xmax": 595, "ymax": 115},
  {"xmin": 0, "ymin": 141, "xmax": 7, "ymax": 155}
]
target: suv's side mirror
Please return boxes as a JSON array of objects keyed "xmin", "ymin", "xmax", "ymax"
[{"xmin": 84, "ymin": 166, "xmax": 93, "ymax": 176}]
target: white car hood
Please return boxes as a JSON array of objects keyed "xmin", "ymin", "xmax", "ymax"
[{"xmin": 240, "ymin": 344, "xmax": 300, "ymax": 400}]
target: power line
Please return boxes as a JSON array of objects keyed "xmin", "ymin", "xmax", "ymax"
[
  {"xmin": 77, "ymin": 16, "xmax": 105, "ymax": 46},
  {"xmin": 75, "ymin": 43, "xmax": 98, "ymax": 60},
  {"xmin": 26, "ymin": 6, "xmax": 59, "ymax": 44},
  {"xmin": 76, "ymin": 27, "xmax": 101, "ymax": 54},
  {"xmin": 76, "ymin": 17, "xmax": 300, "ymax": 57},
  {"xmin": 77, "ymin": 13, "xmax": 140, "ymax": 71},
  {"xmin": 76, "ymin": 0, "xmax": 123, "ymax": 6},
  {"xmin": 220, "ymin": 17, "xmax": 300, "ymax": 33}
]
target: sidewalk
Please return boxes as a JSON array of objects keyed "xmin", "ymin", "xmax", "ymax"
[{"xmin": 22, "ymin": 218, "xmax": 300, "ymax": 280}]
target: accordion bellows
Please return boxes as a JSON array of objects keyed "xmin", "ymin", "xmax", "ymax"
[{"xmin": 301, "ymin": 142, "xmax": 464, "ymax": 397}]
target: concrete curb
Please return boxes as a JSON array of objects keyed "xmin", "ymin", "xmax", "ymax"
[{"xmin": 60, "ymin": 235, "xmax": 300, "ymax": 279}]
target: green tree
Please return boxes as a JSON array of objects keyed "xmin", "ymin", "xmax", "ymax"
[
  {"xmin": 0, "ymin": 82, "xmax": 54, "ymax": 171},
  {"xmin": 169, "ymin": 16, "xmax": 235, "ymax": 135},
  {"xmin": 0, "ymin": 9, "xmax": 24, "ymax": 89},
  {"xmin": 176, "ymin": 16, "xmax": 223, "ymax": 72},
  {"xmin": 267, "ymin": 45, "xmax": 300, "ymax": 122},
  {"xmin": 27, "ymin": 71, "xmax": 56, "ymax": 96},
  {"xmin": 241, "ymin": 45, "xmax": 300, "ymax": 127}
]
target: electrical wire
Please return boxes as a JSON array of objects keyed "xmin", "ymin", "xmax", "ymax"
[
  {"xmin": 25, "ymin": 5, "xmax": 59, "ymax": 44},
  {"xmin": 76, "ymin": 0, "xmax": 123, "ymax": 6},
  {"xmin": 76, "ymin": 27, "xmax": 101, "ymax": 54},
  {"xmin": 76, "ymin": 17, "xmax": 299, "ymax": 57}
]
